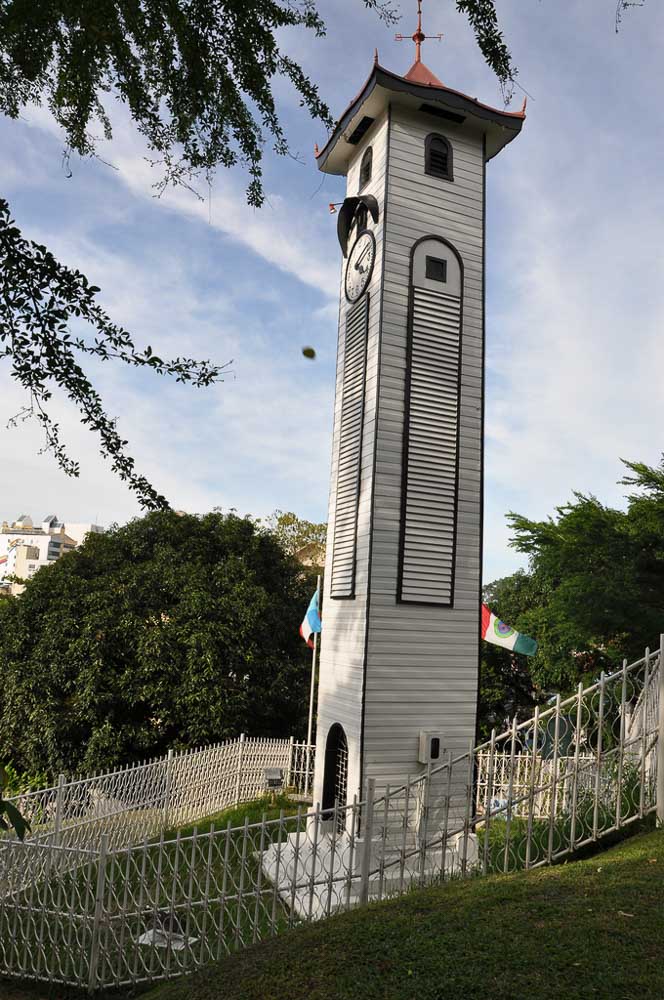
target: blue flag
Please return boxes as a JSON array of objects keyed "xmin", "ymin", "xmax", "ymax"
[{"xmin": 299, "ymin": 590, "xmax": 322, "ymax": 649}]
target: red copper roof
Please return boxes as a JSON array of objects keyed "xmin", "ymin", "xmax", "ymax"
[
  {"xmin": 315, "ymin": 61, "xmax": 525, "ymax": 167},
  {"xmin": 404, "ymin": 59, "xmax": 443, "ymax": 87},
  {"xmin": 316, "ymin": 60, "xmax": 526, "ymax": 171}
]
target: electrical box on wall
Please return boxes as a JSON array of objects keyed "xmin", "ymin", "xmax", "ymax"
[{"xmin": 418, "ymin": 731, "xmax": 445, "ymax": 765}]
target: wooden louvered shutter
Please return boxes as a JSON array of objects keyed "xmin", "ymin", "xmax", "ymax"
[
  {"xmin": 399, "ymin": 286, "xmax": 461, "ymax": 605},
  {"xmin": 425, "ymin": 134, "xmax": 453, "ymax": 181},
  {"xmin": 331, "ymin": 296, "xmax": 369, "ymax": 598},
  {"xmin": 429, "ymin": 140, "xmax": 448, "ymax": 175}
]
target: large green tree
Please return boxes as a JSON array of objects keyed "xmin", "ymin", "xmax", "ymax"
[
  {"xmin": 0, "ymin": 0, "xmax": 513, "ymax": 507},
  {"xmin": 0, "ymin": 510, "xmax": 314, "ymax": 777},
  {"xmin": 483, "ymin": 458, "xmax": 664, "ymax": 702}
]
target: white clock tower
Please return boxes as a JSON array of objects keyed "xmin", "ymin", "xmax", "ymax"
[{"xmin": 312, "ymin": 9, "xmax": 524, "ymax": 819}]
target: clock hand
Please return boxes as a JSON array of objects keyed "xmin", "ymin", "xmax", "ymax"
[{"xmin": 354, "ymin": 243, "xmax": 371, "ymax": 269}]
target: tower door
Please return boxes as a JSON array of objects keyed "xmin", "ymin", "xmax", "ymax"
[{"xmin": 322, "ymin": 723, "xmax": 349, "ymax": 828}]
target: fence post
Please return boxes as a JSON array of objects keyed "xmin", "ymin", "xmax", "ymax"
[
  {"xmin": 53, "ymin": 773, "xmax": 66, "ymax": 847},
  {"xmin": 163, "ymin": 749, "xmax": 174, "ymax": 830},
  {"xmin": 639, "ymin": 649, "xmax": 650, "ymax": 819},
  {"xmin": 546, "ymin": 695, "xmax": 562, "ymax": 864},
  {"xmin": 482, "ymin": 729, "xmax": 496, "ymax": 875},
  {"xmin": 615, "ymin": 659, "xmax": 628, "ymax": 830},
  {"xmin": 359, "ymin": 778, "xmax": 376, "ymax": 907},
  {"xmin": 461, "ymin": 737, "xmax": 475, "ymax": 876},
  {"xmin": 234, "ymin": 734, "xmax": 246, "ymax": 805},
  {"xmin": 569, "ymin": 682, "xmax": 584, "ymax": 852},
  {"xmin": 524, "ymin": 706, "xmax": 540, "ymax": 870},
  {"xmin": 286, "ymin": 736, "xmax": 294, "ymax": 789},
  {"xmin": 88, "ymin": 833, "xmax": 109, "ymax": 993},
  {"xmin": 657, "ymin": 635, "xmax": 664, "ymax": 826},
  {"xmin": 418, "ymin": 764, "xmax": 432, "ymax": 886}
]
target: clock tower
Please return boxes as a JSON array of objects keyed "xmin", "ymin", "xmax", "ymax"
[{"xmin": 312, "ymin": 13, "xmax": 524, "ymax": 820}]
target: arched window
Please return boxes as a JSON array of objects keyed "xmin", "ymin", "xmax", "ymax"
[
  {"xmin": 359, "ymin": 146, "xmax": 373, "ymax": 188},
  {"xmin": 322, "ymin": 723, "xmax": 349, "ymax": 828},
  {"xmin": 425, "ymin": 133, "xmax": 453, "ymax": 181}
]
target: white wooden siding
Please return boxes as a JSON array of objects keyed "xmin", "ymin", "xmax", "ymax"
[
  {"xmin": 400, "ymin": 285, "xmax": 462, "ymax": 604},
  {"xmin": 312, "ymin": 100, "xmax": 498, "ymax": 816},
  {"xmin": 312, "ymin": 111, "xmax": 389, "ymax": 810},
  {"xmin": 330, "ymin": 296, "xmax": 369, "ymax": 598},
  {"xmin": 364, "ymin": 109, "xmax": 485, "ymax": 800}
]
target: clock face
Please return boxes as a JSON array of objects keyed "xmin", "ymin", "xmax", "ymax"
[{"xmin": 345, "ymin": 230, "xmax": 376, "ymax": 303}]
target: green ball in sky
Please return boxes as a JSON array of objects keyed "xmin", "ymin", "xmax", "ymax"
[{"xmin": 302, "ymin": 346, "xmax": 316, "ymax": 360}]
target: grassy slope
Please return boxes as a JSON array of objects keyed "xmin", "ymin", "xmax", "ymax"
[{"xmin": 144, "ymin": 827, "xmax": 664, "ymax": 1000}]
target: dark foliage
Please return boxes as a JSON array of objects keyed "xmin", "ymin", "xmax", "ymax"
[
  {"xmin": 456, "ymin": 0, "xmax": 515, "ymax": 96},
  {"xmin": 0, "ymin": 199, "xmax": 228, "ymax": 509},
  {"xmin": 0, "ymin": 510, "xmax": 314, "ymax": 777},
  {"xmin": 0, "ymin": 766, "xmax": 29, "ymax": 839},
  {"xmin": 482, "ymin": 458, "xmax": 664, "ymax": 705}
]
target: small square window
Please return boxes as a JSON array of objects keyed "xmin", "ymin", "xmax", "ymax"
[{"xmin": 425, "ymin": 256, "xmax": 447, "ymax": 283}]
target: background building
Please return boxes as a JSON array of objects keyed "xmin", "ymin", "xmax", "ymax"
[{"xmin": 0, "ymin": 514, "xmax": 103, "ymax": 595}]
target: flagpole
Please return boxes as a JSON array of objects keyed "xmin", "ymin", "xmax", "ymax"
[{"xmin": 305, "ymin": 574, "xmax": 321, "ymax": 795}]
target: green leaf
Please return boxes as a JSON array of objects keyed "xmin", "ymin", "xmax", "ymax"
[{"xmin": 0, "ymin": 799, "xmax": 30, "ymax": 840}]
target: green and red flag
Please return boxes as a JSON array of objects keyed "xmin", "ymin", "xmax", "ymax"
[{"xmin": 481, "ymin": 604, "xmax": 537, "ymax": 656}]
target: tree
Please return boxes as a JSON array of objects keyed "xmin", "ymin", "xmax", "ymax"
[
  {"xmin": 477, "ymin": 641, "xmax": 537, "ymax": 742},
  {"xmin": 482, "ymin": 457, "xmax": 664, "ymax": 701},
  {"xmin": 0, "ymin": 1, "xmax": 514, "ymax": 505},
  {"xmin": 0, "ymin": 766, "xmax": 29, "ymax": 840},
  {"xmin": 1, "ymin": 202, "xmax": 229, "ymax": 509},
  {"xmin": 0, "ymin": 510, "xmax": 314, "ymax": 777},
  {"xmin": 264, "ymin": 510, "xmax": 326, "ymax": 572},
  {"xmin": 477, "ymin": 570, "xmax": 543, "ymax": 737},
  {"xmin": 615, "ymin": 1, "xmax": 647, "ymax": 31}
]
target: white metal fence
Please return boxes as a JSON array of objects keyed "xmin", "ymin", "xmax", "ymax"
[
  {"xmin": 0, "ymin": 646, "xmax": 661, "ymax": 991},
  {"xmin": 4, "ymin": 735, "xmax": 315, "ymax": 855}
]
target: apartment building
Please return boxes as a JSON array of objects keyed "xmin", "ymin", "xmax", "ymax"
[{"xmin": 0, "ymin": 514, "xmax": 103, "ymax": 595}]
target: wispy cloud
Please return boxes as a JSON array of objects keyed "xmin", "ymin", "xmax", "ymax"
[
  {"xmin": 3, "ymin": 0, "xmax": 664, "ymax": 584},
  {"xmin": 15, "ymin": 100, "xmax": 340, "ymax": 297}
]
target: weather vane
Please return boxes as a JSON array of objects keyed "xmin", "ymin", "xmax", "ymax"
[{"xmin": 395, "ymin": 0, "xmax": 443, "ymax": 64}]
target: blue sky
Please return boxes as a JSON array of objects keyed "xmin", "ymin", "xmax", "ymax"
[{"xmin": 2, "ymin": 0, "xmax": 664, "ymax": 583}]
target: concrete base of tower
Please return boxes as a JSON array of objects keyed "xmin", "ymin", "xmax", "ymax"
[{"xmin": 259, "ymin": 829, "xmax": 479, "ymax": 920}]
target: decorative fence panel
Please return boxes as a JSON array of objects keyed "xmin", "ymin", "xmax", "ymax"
[
  {"xmin": 0, "ymin": 646, "xmax": 660, "ymax": 991},
  {"xmin": 4, "ymin": 737, "xmax": 314, "ymax": 855},
  {"xmin": 476, "ymin": 753, "xmax": 597, "ymax": 818}
]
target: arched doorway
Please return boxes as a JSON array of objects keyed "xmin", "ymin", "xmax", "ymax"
[{"xmin": 322, "ymin": 723, "xmax": 348, "ymax": 829}]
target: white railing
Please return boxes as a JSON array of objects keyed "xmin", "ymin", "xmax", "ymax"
[
  {"xmin": 476, "ymin": 751, "xmax": 595, "ymax": 818},
  {"xmin": 0, "ymin": 644, "xmax": 660, "ymax": 991},
  {"xmin": 4, "ymin": 735, "xmax": 315, "ymax": 855}
]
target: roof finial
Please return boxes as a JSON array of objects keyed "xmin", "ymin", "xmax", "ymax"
[
  {"xmin": 395, "ymin": 0, "xmax": 442, "ymax": 64},
  {"xmin": 374, "ymin": 47, "xmax": 379, "ymax": 66}
]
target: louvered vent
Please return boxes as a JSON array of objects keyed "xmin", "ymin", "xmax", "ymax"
[
  {"xmin": 399, "ymin": 286, "xmax": 461, "ymax": 605},
  {"xmin": 360, "ymin": 146, "xmax": 373, "ymax": 188},
  {"xmin": 429, "ymin": 145, "xmax": 448, "ymax": 175},
  {"xmin": 331, "ymin": 296, "xmax": 369, "ymax": 598},
  {"xmin": 425, "ymin": 134, "xmax": 453, "ymax": 181}
]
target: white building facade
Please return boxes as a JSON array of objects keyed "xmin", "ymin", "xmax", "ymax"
[{"xmin": 0, "ymin": 514, "xmax": 103, "ymax": 594}]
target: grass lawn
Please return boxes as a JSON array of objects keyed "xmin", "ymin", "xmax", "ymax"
[
  {"xmin": 3, "ymin": 816, "xmax": 662, "ymax": 1000},
  {"xmin": 140, "ymin": 825, "xmax": 664, "ymax": 1000}
]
